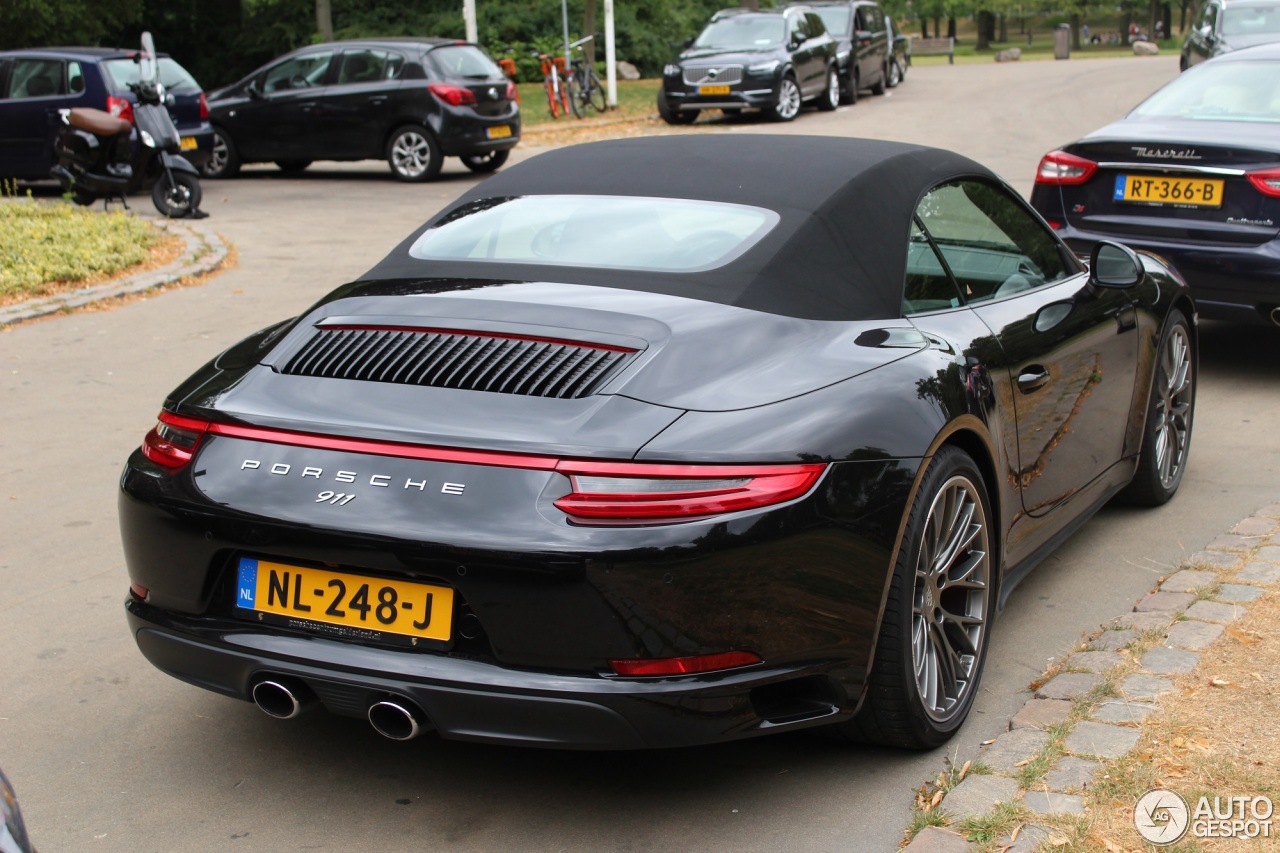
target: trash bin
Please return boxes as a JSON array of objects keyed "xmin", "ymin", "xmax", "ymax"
[{"xmin": 1054, "ymin": 23, "xmax": 1071, "ymax": 59}]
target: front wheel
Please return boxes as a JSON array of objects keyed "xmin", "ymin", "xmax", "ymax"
[
  {"xmin": 385, "ymin": 125, "xmax": 442, "ymax": 183},
  {"xmin": 817, "ymin": 66, "xmax": 839, "ymax": 111},
  {"xmin": 832, "ymin": 446, "xmax": 994, "ymax": 749},
  {"xmin": 887, "ymin": 58, "xmax": 903, "ymax": 88},
  {"xmin": 1117, "ymin": 310, "xmax": 1195, "ymax": 506},
  {"xmin": 871, "ymin": 63, "xmax": 887, "ymax": 95},
  {"xmin": 657, "ymin": 91, "xmax": 697, "ymax": 125},
  {"xmin": 839, "ymin": 69, "xmax": 858, "ymax": 105},
  {"xmin": 770, "ymin": 75, "xmax": 801, "ymax": 121},
  {"xmin": 586, "ymin": 72, "xmax": 607, "ymax": 112},
  {"xmin": 201, "ymin": 128, "xmax": 240, "ymax": 179},
  {"xmin": 460, "ymin": 150, "xmax": 510, "ymax": 174},
  {"xmin": 151, "ymin": 171, "xmax": 202, "ymax": 218}
]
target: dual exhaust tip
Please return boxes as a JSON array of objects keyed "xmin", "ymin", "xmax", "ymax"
[{"xmin": 251, "ymin": 678, "xmax": 428, "ymax": 741}]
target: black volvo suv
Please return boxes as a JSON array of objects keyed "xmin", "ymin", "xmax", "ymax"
[
  {"xmin": 659, "ymin": 7, "xmax": 839, "ymax": 123},
  {"xmin": 202, "ymin": 37, "xmax": 519, "ymax": 182}
]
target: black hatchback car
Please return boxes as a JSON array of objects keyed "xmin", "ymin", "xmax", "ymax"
[
  {"xmin": 1180, "ymin": 0, "xmax": 1280, "ymax": 69},
  {"xmin": 659, "ymin": 7, "xmax": 839, "ymax": 123},
  {"xmin": 203, "ymin": 38, "xmax": 519, "ymax": 182},
  {"xmin": 0, "ymin": 47, "xmax": 212, "ymax": 181}
]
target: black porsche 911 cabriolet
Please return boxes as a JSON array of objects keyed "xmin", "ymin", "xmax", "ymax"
[{"xmin": 120, "ymin": 135, "xmax": 1195, "ymax": 751}]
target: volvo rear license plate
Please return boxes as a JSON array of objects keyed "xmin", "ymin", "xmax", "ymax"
[
  {"xmin": 1114, "ymin": 174, "xmax": 1224, "ymax": 207},
  {"xmin": 235, "ymin": 557, "xmax": 454, "ymax": 643},
  {"xmin": 486, "ymin": 125, "xmax": 512, "ymax": 139},
  {"xmin": 179, "ymin": 136, "xmax": 197, "ymax": 151},
  {"xmin": 698, "ymin": 85, "xmax": 731, "ymax": 95}
]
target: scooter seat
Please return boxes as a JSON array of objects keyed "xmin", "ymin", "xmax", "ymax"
[{"xmin": 69, "ymin": 107, "xmax": 132, "ymax": 137}]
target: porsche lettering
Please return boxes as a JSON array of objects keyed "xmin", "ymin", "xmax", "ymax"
[{"xmin": 238, "ymin": 460, "xmax": 466, "ymax": 494}]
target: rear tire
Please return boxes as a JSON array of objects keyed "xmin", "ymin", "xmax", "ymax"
[
  {"xmin": 385, "ymin": 125, "xmax": 442, "ymax": 182},
  {"xmin": 151, "ymin": 171, "xmax": 202, "ymax": 219},
  {"xmin": 1116, "ymin": 310, "xmax": 1195, "ymax": 506},
  {"xmin": 568, "ymin": 76, "xmax": 586, "ymax": 118},
  {"xmin": 587, "ymin": 71, "xmax": 607, "ymax": 112},
  {"xmin": 831, "ymin": 446, "xmax": 993, "ymax": 749},
  {"xmin": 460, "ymin": 150, "xmax": 510, "ymax": 173},
  {"xmin": 887, "ymin": 58, "xmax": 903, "ymax": 88},
  {"xmin": 871, "ymin": 63, "xmax": 887, "ymax": 95},
  {"xmin": 839, "ymin": 69, "xmax": 858, "ymax": 105}
]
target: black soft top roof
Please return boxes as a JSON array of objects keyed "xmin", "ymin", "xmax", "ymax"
[{"xmin": 362, "ymin": 135, "xmax": 998, "ymax": 321}]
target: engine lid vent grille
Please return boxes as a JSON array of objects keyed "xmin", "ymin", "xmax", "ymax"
[{"xmin": 281, "ymin": 325, "xmax": 634, "ymax": 399}]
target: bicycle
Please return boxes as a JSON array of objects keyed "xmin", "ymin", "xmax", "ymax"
[
  {"xmin": 534, "ymin": 50, "xmax": 570, "ymax": 119},
  {"xmin": 565, "ymin": 35, "xmax": 607, "ymax": 118}
]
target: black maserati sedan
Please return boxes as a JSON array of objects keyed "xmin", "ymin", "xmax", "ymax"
[
  {"xmin": 201, "ymin": 38, "xmax": 518, "ymax": 182},
  {"xmin": 1031, "ymin": 43, "xmax": 1280, "ymax": 325},
  {"xmin": 120, "ymin": 135, "xmax": 1195, "ymax": 752},
  {"xmin": 659, "ymin": 7, "xmax": 839, "ymax": 123}
]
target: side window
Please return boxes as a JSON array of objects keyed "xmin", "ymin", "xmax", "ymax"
[
  {"xmin": 336, "ymin": 49, "xmax": 403, "ymax": 85},
  {"xmin": 903, "ymin": 219, "xmax": 963, "ymax": 315},
  {"xmin": 806, "ymin": 13, "xmax": 827, "ymax": 37},
  {"xmin": 261, "ymin": 51, "xmax": 333, "ymax": 93},
  {"xmin": 1199, "ymin": 3, "xmax": 1218, "ymax": 31},
  {"xmin": 915, "ymin": 180, "xmax": 1072, "ymax": 304},
  {"xmin": 0, "ymin": 58, "xmax": 11, "ymax": 100},
  {"xmin": 7, "ymin": 58, "xmax": 66, "ymax": 98},
  {"xmin": 67, "ymin": 60, "xmax": 84, "ymax": 95},
  {"xmin": 788, "ymin": 13, "xmax": 806, "ymax": 42}
]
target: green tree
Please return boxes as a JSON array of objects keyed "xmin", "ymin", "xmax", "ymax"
[{"xmin": 0, "ymin": 0, "xmax": 143, "ymax": 49}]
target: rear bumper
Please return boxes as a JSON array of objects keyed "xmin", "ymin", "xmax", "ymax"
[
  {"xmin": 1056, "ymin": 224, "xmax": 1280, "ymax": 325},
  {"xmin": 129, "ymin": 605, "xmax": 852, "ymax": 749}
]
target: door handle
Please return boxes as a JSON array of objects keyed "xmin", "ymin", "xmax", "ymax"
[
  {"xmin": 1017, "ymin": 366, "xmax": 1051, "ymax": 394},
  {"xmin": 369, "ymin": 95, "xmax": 387, "ymax": 104}
]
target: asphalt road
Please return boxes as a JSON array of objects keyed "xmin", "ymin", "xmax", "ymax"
[{"xmin": 3, "ymin": 57, "xmax": 1280, "ymax": 852}]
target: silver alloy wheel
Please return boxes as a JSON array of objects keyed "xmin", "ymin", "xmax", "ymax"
[
  {"xmin": 207, "ymin": 133, "xmax": 228, "ymax": 175},
  {"xmin": 827, "ymin": 68, "xmax": 840, "ymax": 106},
  {"xmin": 888, "ymin": 59, "xmax": 902, "ymax": 87},
  {"xmin": 1154, "ymin": 324, "xmax": 1193, "ymax": 488},
  {"xmin": 775, "ymin": 77, "xmax": 801, "ymax": 120},
  {"xmin": 911, "ymin": 474, "xmax": 989, "ymax": 722},
  {"xmin": 390, "ymin": 130, "xmax": 432, "ymax": 179}
]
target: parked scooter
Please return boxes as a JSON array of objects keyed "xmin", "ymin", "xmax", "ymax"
[{"xmin": 51, "ymin": 32, "xmax": 205, "ymax": 218}]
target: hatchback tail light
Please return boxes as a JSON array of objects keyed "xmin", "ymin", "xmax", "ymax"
[
  {"xmin": 106, "ymin": 95, "xmax": 134, "ymax": 124},
  {"xmin": 428, "ymin": 83, "xmax": 477, "ymax": 107},
  {"xmin": 553, "ymin": 461, "xmax": 826, "ymax": 523},
  {"xmin": 506, "ymin": 80, "xmax": 519, "ymax": 103},
  {"xmin": 198, "ymin": 92, "xmax": 209, "ymax": 120},
  {"xmin": 1246, "ymin": 168, "xmax": 1280, "ymax": 198},
  {"xmin": 141, "ymin": 411, "xmax": 211, "ymax": 469},
  {"xmin": 1035, "ymin": 150, "xmax": 1097, "ymax": 185}
]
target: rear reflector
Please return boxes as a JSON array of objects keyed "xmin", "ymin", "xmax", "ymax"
[
  {"xmin": 610, "ymin": 651, "xmax": 762, "ymax": 677},
  {"xmin": 140, "ymin": 411, "xmax": 210, "ymax": 469},
  {"xmin": 1035, "ymin": 149, "xmax": 1097, "ymax": 185},
  {"xmin": 130, "ymin": 583, "xmax": 150, "ymax": 601},
  {"xmin": 1247, "ymin": 168, "xmax": 1280, "ymax": 198},
  {"xmin": 428, "ymin": 83, "xmax": 477, "ymax": 106},
  {"xmin": 198, "ymin": 92, "xmax": 209, "ymax": 120},
  {"xmin": 554, "ymin": 461, "xmax": 826, "ymax": 522}
]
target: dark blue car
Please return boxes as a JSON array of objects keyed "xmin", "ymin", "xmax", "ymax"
[{"xmin": 0, "ymin": 46, "xmax": 213, "ymax": 181}]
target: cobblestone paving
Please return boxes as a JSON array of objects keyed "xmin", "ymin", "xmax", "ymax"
[{"xmin": 902, "ymin": 503, "xmax": 1280, "ymax": 852}]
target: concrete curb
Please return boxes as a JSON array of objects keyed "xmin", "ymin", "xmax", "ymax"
[
  {"xmin": 0, "ymin": 217, "xmax": 229, "ymax": 327},
  {"xmin": 904, "ymin": 503, "xmax": 1280, "ymax": 852}
]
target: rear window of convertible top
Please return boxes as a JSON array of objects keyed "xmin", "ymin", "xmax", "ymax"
[{"xmin": 408, "ymin": 195, "xmax": 780, "ymax": 272}]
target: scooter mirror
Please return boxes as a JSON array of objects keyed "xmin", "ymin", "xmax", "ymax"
[{"xmin": 139, "ymin": 32, "xmax": 157, "ymax": 84}]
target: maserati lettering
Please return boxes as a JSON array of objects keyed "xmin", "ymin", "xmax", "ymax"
[
  {"xmin": 1131, "ymin": 146, "xmax": 1201, "ymax": 160},
  {"xmin": 239, "ymin": 459, "xmax": 466, "ymax": 495}
]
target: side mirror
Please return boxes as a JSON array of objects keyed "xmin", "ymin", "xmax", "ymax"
[
  {"xmin": 1089, "ymin": 241, "xmax": 1143, "ymax": 288},
  {"xmin": 246, "ymin": 80, "xmax": 263, "ymax": 99},
  {"xmin": 791, "ymin": 32, "xmax": 808, "ymax": 47}
]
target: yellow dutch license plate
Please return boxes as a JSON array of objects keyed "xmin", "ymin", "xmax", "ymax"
[
  {"xmin": 179, "ymin": 136, "xmax": 197, "ymax": 151},
  {"xmin": 1114, "ymin": 174, "xmax": 1224, "ymax": 208},
  {"xmin": 235, "ymin": 557, "xmax": 454, "ymax": 642},
  {"xmin": 698, "ymin": 85, "xmax": 731, "ymax": 96},
  {"xmin": 486, "ymin": 125, "xmax": 512, "ymax": 139}
]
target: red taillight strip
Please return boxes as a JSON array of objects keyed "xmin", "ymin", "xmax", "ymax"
[
  {"xmin": 143, "ymin": 412, "xmax": 827, "ymax": 520},
  {"xmin": 317, "ymin": 324, "xmax": 638, "ymax": 353},
  {"xmin": 205, "ymin": 421, "xmax": 561, "ymax": 471}
]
